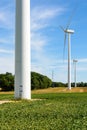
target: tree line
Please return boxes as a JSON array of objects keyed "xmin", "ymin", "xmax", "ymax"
[
  {"xmin": 0, "ymin": 72, "xmax": 52, "ymax": 91},
  {"xmin": 0, "ymin": 72, "xmax": 87, "ymax": 91}
]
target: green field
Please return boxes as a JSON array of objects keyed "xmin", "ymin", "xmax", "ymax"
[{"xmin": 0, "ymin": 92, "xmax": 87, "ymax": 130}]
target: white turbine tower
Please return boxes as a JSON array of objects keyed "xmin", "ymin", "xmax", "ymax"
[
  {"xmin": 60, "ymin": 6, "xmax": 77, "ymax": 89},
  {"xmin": 60, "ymin": 23, "xmax": 74, "ymax": 90},
  {"xmin": 15, "ymin": 0, "xmax": 31, "ymax": 99},
  {"xmin": 62, "ymin": 28, "xmax": 74, "ymax": 90},
  {"xmin": 73, "ymin": 59, "xmax": 78, "ymax": 87}
]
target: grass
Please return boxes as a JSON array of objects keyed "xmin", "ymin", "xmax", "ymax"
[
  {"xmin": 0, "ymin": 88, "xmax": 87, "ymax": 130},
  {"xmin": 0, "ymin": 92, "xmax": 14, "ymax": 100}
]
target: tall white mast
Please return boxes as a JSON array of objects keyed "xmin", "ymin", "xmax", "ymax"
[
  {"xmin": 68, "ymin": 33, "xmax": 71, "ymax": 90},
  {"xmin": 15, "ymin": 0, "xmax": 31, "ymax": 99},
  {"xmin": 60, "ymin": 26, "xmax": 74, "ymax": 90},
  {"xmin": 73, "ymin": 59, "xmax": 78, "ymax": 87},
  {"xmin": 65, "ymin": 29, "xmax": 74, "ymax": 90}
]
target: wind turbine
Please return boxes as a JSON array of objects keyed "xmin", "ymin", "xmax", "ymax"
[
  {"xmin": 73, "ymin": 59, "xmax": 78, "ymax": 87},
  {"xmin": 60, "ymin": 18, "xmax": 74, "ymax": 90}
]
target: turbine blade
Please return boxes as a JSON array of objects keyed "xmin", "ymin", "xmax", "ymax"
[
  {"xmin": 63, "ymin": 33, "xmax": 67, "ymax": 61},
  {"xmin": 59, "ymin": 25, "xmax": 65, "ymax": 32},
  {"xmin": 66, "ymin": 6, "xmax": 77, "ymax": 29}
]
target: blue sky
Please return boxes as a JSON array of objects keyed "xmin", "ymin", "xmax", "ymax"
[{"xmin": 0, "ymin": 0, "xmax": 87, "ymax": 83}]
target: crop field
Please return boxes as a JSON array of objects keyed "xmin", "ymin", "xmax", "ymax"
[{"xmin": 0, "ymin": 89, "xmax": 87, "ymax": 130}]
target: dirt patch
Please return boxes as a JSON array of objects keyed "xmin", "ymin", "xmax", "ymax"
[
  {"xmin": 0, "ymin": 99, "xmax": 44, "ymax": 105},
  {"xmin": 0, "ymin": 100, "xmax": 14, "ymax": 104}
]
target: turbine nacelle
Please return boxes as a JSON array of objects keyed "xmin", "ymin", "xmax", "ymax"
[{"xmin": 64, "ymin": 29, "xmax": 74, "ymax": 34}]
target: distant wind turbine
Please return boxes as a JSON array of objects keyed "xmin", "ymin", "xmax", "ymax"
[
  {"xmin": 73, "ymin": 59, "xmax": 78, "ymax": 87},
  {"xmin": 60, "ymin": 11, "xmax": 75, "ymax": 90}
]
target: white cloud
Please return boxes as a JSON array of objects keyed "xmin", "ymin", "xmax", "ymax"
[
  {"xmin": 0, "ymin": 37, "xmax": 14, "ymax": 44},
  {"xmin": 78, "ymin": 58, "xmax": 87, "ymax": 63},
  {"xmin": 31, "ymin": 6, "xmax": 65, "ymax": 31},
  {"xmin": 0, "ymin": 49, "xmax": 14, "ymax": 54},
  {"xmin": 0, "ymin": 2, "xmax": 15, "ymax": 74},
  {"xmin": 0, "ymin": 4, "xmax": 15, "ymax": 29},
  {"xmin": 77, "ymin": 67, "xmax": 87, "ymax": 71},
  {"xmin": 0, "ymin": 56, "xmax": 14, "ymax": 74},
  {"xmin": 31, "ymin": 56, "xmax": 87, "ymax": 82},
  {"xmin": 31, "ymin": 32, "xmax": 47, "ymax": 51},
  {"xmin": 31, "ymin": 6, "xmax": 66, "ymax": 68},
  {"xmin": 31, "ymin": 6, "xmax": 64, "ymax": 21},
  {"xmin": 0, "ymin": 12, "xmax": 6, "ymax": 22}
]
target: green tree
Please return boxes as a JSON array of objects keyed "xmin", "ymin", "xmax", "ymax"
[
  {"xmin": 0, "ymin": 72, "xmax": 14, "ymax": 91},
  {"xmin": 31, "ymin": 72, "xmax": 52, "ymax": 90}
]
